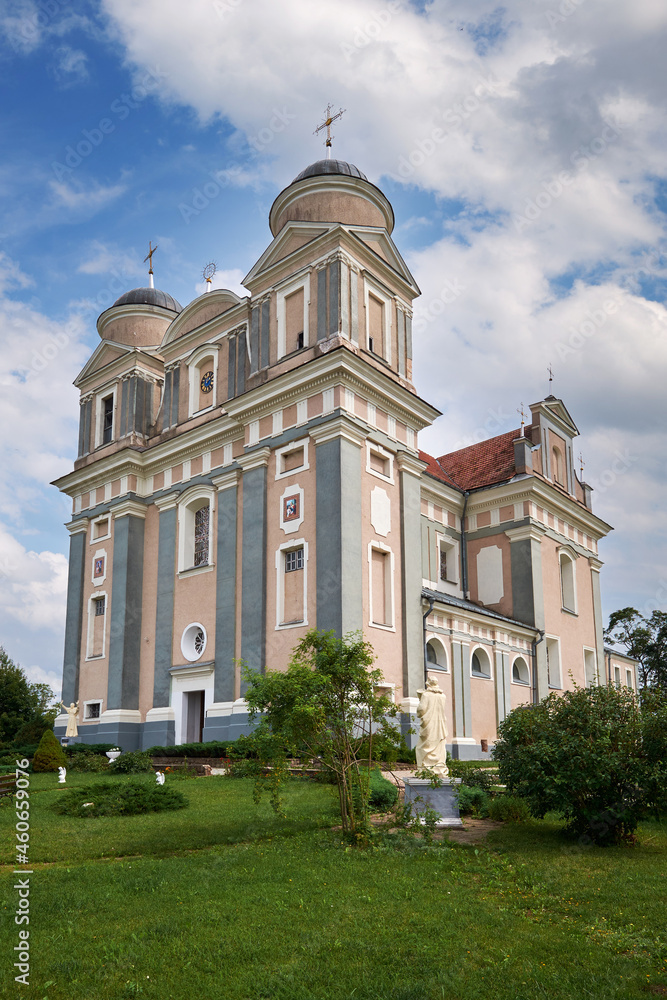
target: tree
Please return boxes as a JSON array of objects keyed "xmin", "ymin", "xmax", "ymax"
[
  {"xmin": 0, "ymin": 646, "xmax": 57, "ymax": 744},
  {"xmin": 493, "ymin": 684, "xmax": 660, "ymax": 845},
  {"xmin": 604, "ymin": 608, "xmax": 667, "ymax": 689},
  {"xmin": 243, "ymin": 629, "xmax": 400, "ymax": 838}
]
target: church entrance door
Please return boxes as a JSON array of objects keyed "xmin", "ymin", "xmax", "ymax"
[{"xmin": 184, "ymin": 690, "xmax": 205, "ymax": 743}]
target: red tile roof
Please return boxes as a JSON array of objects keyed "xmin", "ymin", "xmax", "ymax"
[{"xmin": 420, "ymin": 428, "xmax": 523, "ymax": 491}]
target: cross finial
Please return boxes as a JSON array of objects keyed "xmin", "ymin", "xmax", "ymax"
[
  {"xmin": 548, "ymin": 363, "xmax": 554, "ymax": 385},
  {"xmin": 314, "ymin": 104, "xmax": 346, "ymax": 159},
  {"xmin": 517, "ymin": 402, "xmax": 526, "ymax": 436},
  {"xmin": 579, "ymin": 452, "xmax": 585, "ymax": 480},
  {"xmin": 144, "ymin": 241, "xmax": 158, "ymax": 289}
]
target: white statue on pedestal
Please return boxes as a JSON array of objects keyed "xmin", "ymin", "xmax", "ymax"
[
  {"xmin": 155, "ymin": 771, "xmax": 165, "ymax": 786},
  {"xmin": 61, "ymin": 701, "xmax": 79, "ymax": 738},
  {"xmin": 415, "ymin": 676, "xmax": 449, "ymax": 778},
  {"xmin": 58, "ymin": 767, "xmax": 67, "ymax": 784}
]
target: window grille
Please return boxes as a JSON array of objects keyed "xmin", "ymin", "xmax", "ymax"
[
  {"xmin": 94, "ymin": 597, "xmax": 106, "ymax": 616},
  {"xmin": 285, "ymin": 548, "xmax": 304, "ymax": 572},
  {"xmin": 194, "ymin": 506, "xmax": 210, "ymax": 567}
]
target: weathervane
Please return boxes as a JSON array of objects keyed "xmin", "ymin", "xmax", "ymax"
[
  {"xmin": 314, "ymin": 104, "xmax": 346, "ymax": 159},
  {"xmin": 202, "ymin": 262, "xmax": 217, "ymax": 292},
  {"xmin": 144, "ymin": 241, "xmax": 158, "ymax": 289},
  {"xmin": 517, "ymin": 402, "xmax": 526, "ymax": 436}
]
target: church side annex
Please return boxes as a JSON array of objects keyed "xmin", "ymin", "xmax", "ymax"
[{"xmin": 53, "ymin": 158, "xmax": 637, "ymax": 758}]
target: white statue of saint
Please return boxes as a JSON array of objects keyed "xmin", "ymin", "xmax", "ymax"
[
  {"xmin": 61, "ymin": 701, "xmax": 79, "ymax": 738},
  {"xmin": 155, "ymin": 771, "xmax": 165, "ymax": 786},
  {"xmin": 415, "ymin": 676, "xmax": 449, "ymax": 778},
  {"xmin": 58, "ymin": 767, "xmax": 67, "ymax": 784}
]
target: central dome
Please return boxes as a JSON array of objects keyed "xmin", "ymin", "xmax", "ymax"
[{"xmin": 292, "ymin": 159, "xmax": 368, "ymax": 183}]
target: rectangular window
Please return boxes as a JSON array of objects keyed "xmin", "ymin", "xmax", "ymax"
[
  {"xmin": 626, "ymin": 669, "xmax": 633, "ymax": 689},
  {"xmin": 194, "ymin": 506, "xmax": 210, "ymax": 567},
  {"xmin": 546, "ymin": 637, "xmax": 561, "ymax": 688},
  {"xmin": 93, "ymin": 518, "xmax": 109, "ymax": 540},
  {"xmin": 102, "ymin": 395, "xmax": 114, "ymax": 444},
  {"xmin": 368, "ymin": 293, "xmax": 384, "ymax": 356},
  {"xmin": 371, "ymin": 549, "xmax": 391, "ymax": 626},
  {"xmin": 614, "ymin": 666, "xmax": 621, "ymax": 688},
  {"xmin": 285, "ymin": 287, "xmax": 305, "ymax": 352},
  {"xmin": 282, "ymin": 447, "xmax": 304, "ymax": 473},
  {"xmin": 84, "ymin": 702, "xmax": 101, "ymax": 720},
  {"xmin": 285, "ymin": 548, "xmax": 304, "ymax": 572},
  {"xmin": 439, "ymin": 547, "xmax": 448, "ymax": 582},
  {"xmin": 94, "ymin": 596, "xmax": 106, "ymax": 616},
  {"xmin": 369, "ymin": 451, "xmax": 389, "ymax": 477}
]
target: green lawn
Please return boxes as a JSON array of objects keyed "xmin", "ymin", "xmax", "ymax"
[{"xmin": 1, "ymin": 773, "xmax": 665, "ymax": 1000}]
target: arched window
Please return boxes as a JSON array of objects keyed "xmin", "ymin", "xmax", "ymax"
[
  {"xmin": 552, "ymin": 446, "xmax": 565, "ymax": 486},
  {"xmin": 512, "ymin": 656, "xmax": 530, "ymax": 685},
  {"xmin": 559, "ymin": 550, "xmax": 577, "ymax": 613},
  {"xmin": 178, "ymin": 487, "xmax": 215, "ymax": 573},
  {"xmin": 471, "ymin": 647, "xmax": 492, "ymax": 678},
  {"xmin": 426, "ymin": 638, "xmax": 448, "ymax": 670},
  {"xmin": 187, "ymin": 345, "xmax": 219, "ymax": 416}
]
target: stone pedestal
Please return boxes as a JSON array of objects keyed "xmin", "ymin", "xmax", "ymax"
[{"xmin": 403, "ymin": 777, "xmax": 463, "ymax": 828}]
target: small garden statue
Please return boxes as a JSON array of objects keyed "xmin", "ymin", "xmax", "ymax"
[
  {"xmin": 61, "ymin": 700, "xmax": 80, "ymax": 738},
  {"xmin": 415, "ymin": 676, "xmax": 449, "ymax": 778},
  {"xmin": 58, "ymin": 767, "xmax": 67, "ymax": 784},
  {"xmin": 155, "ymin": 771, "xmax": 165, "ymax": 785}
]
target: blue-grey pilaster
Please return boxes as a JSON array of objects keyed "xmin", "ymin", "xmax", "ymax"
[
  {"xmin": 317, "ymin": 267, "xmax": 327, "ymax": 341},
  {"xmin": 228, "ymin": 336, "xmax": 237, "ymax": 398},
  {"xmin": 250, "ymin": 306, "xmax": 260, "ymax": 375},
  {"xmin": 398, "ymin": 453, "xmax": 427, "ymax": 699},
  {"xmin": 170, "ymin": 366, "xmax": 180, "ymax": 426},
  {"xmin": 312, "ymin": 420, "xmax": 364, "ymax": 636},
  {"xmin": 240, "ymin": 449, "xmax": 269, "ymax": 685},
  {"xmin": 213, "ymin": 470, "xmax": 240, "ymax": 702},
  {"xmin": 589, "ymin": 556, "xmax": 605, "ymax": 685},
  {"xmin": 507, "ymin": 524, "xmax": 548, "ymax": 698},
  {"xmin": 261, "ymin": 300, "xmax": 270, "ymax": 369},
  {"xmin": 61, "ymin": 520, "xmax": 89, "ymax": 705},
  {"xmin": 451, "ymin": 640, "xmax": 473, "ymax": 756},
  {"xmin": 107, "ymin": 501, "xmax": 146, "ymax": 711},
  {"xmin": 236, "ymin": 329, "xmax": 246, "ymax": 395},
  {"xmin": 494, "ymin": 649, "xmax": 511, "ymax": 725},
  {"xmin": 152, "ymin": 496, "xmax": 178, "ymax": 708},
  {"xmin": 328, "ymin": 259, "xmax": 339, "ymax": 335}
]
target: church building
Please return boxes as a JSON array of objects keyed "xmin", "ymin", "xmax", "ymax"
[{"xmin": 53, "ymin": 157, "xmax": 636, "ymax": 757}]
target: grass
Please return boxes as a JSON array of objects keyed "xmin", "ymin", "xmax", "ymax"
[{"xmin": 1, "ymin": 773, "xmax": 666, "ymax": 1000}]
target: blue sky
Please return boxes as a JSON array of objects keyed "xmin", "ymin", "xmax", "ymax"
[{"xmin": 0, "ymin": 0, "xmax": 665, "ymax": 696}]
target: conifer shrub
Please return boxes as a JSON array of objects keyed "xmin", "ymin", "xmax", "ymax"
[
  {"xmin": 368, "ymin": 767, "xmax": 399, "ymax": 811},
  {"xmin": 53, "ymin": 779, "xmax": 188, "ymax": 817},
  {"xmin": 487, "ymin": 794, "xmax": 532, "ymax": 823},
  {"xmin": 456, "ymin": 785, "xmax": 490, "ymax": 817},
  {"xmin": 32, "ymin": 729, "xmax": 67, "ymax": 772}
]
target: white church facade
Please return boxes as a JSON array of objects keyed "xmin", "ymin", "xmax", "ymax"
[{"xmin": 53, "ymin": 158, "xmax": 636, "ymax": 757}]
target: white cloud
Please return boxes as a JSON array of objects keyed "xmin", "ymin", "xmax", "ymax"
[
  {"xmin": 52, "ymin": 44, "xmax": 89, "ymax": 85},
  {"xmin": 48, "ymin": 178, "xmax": 128, "ymax": 212},
  {"xmin": 77, "ymin": 239, "xmax": 143, "ymax": 279},
  {"xmin": 193, "ymin": 267, "xmax": 247, "ymax": 298}
]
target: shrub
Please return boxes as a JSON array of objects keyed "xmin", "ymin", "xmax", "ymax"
[
  {"xmin": 67, "ymin": 751, "xmax": 109, "ymax": 773},
  {"xmin": 640, "ymin": 686, "xmax": 667, "ymax": 820},
  {"xmin": 368, "ymin": 767, "xmax": 398, "ymax": 811},
  {"xmin": 108, "ymin": 750, "xmax": 153, "ymax": 774},
  {"xmin": 494, "ymin": 684, "xmax": 652, "ymax": 845},
  {"xmin": 447, "ymin": 759, "xmax": 495, "ymax": 792},
  {"xmin": 53, "ymin": 779, "xmax": 188, "ymax": 818},
  {"xmin": 456, "ymin": 785, "xmax": 490, "ymax": 817},
  {"xmin": 144, "ymin": 740, "xmax": 232, "ymax": 758},
  {"xmin": 488, "ymin": 794, "xmax": 532, "ymax": 823},
  {"xmin": 32, "ymin": 730, "xmax": 67, "ymax": 772},
  {"xmin": 66, "ymin": 743, "xmax": 117, "ymax": 756}
]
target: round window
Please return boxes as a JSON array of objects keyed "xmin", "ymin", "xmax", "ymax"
[{"xmin": 181, "ymin": 622, "xmax": 207, "ymax": 662}]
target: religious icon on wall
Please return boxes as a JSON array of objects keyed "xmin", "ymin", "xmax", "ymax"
[
  {"xmin": 284, "ymin": 496, "xmax": 299, "ymax": 521},
  {"xmin": 94, "ymin": 557, "xmax": 105, "ymax": 578}
]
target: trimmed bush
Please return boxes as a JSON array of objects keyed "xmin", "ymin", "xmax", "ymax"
[
  {"xmin": 488, "ymin": 794, "xmax": 532, "ymax": 823},
  {"xmin": 66, "ymin": 743, "xmax": 117, "ymax": 756},
  {"xmin": 32, "ymin": 730, "xmax": 67, "ymax": 772},
  {"xmin": 494, "ymin": 684, "xmax": 655, "ymax": 845},
  {"xmin": 368, "ymin": 767, "xmax": 398, "ymax": 811},
  {"xmin": 456, "ymin": 785, "xmax": 490, "ymax": 817},
  {"xmin": 108, "ymin": 750, "xmax": 153, "ymax": 774},
  {"xmin": 67, "ymin": 751, "xmax": 110, "ymax": 773},
  {"xmin": 144, "ymin": 740, "xmax": 233, "ymax": 758},
  {"xmin": 53, "ymin": 779, "xmax": 188, "ymax": 818}
]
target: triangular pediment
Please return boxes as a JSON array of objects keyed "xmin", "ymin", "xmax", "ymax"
[
  {"xmin": 74, "ymin": 341, "xmax": 161, "ymax": 389},
  {"xmin": 243, "ymin": 223, "xmax": 330, "ymax": 286},
  {"xmin": 347, "ymin": 228, "xmax": 420, "ymax": 294},
  {"xmin": 531, "ymin": 396, "xmax": 580, "ymax": 437}
]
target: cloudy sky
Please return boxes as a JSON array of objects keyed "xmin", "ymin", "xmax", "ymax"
[{"xmin": 1, "ymin": 0, "xmax": 665, "ymax": 697}]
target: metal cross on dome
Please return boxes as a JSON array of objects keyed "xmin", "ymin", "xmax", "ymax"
[
  {"xmin": 314, "ymin": 104, "xmax": 346, "ymax": 159},
  {"xmin": 144, "ymin": 241, "xmax": 158, "ymax": 288}
]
